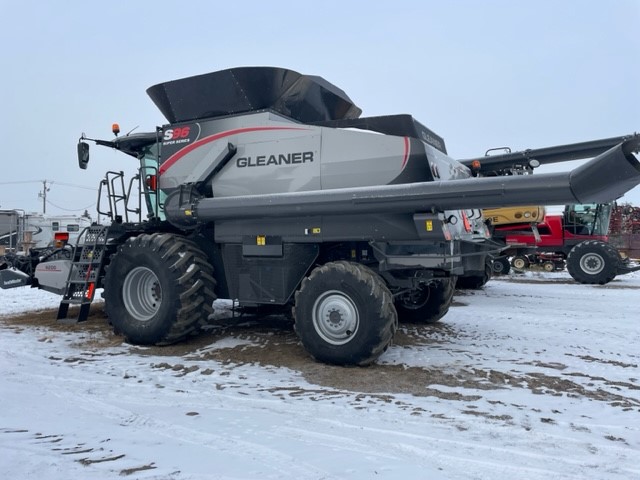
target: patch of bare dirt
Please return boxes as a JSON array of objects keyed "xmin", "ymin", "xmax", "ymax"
[{"xmin": 2, "ymin": 306, "xmax": 639, "ymax": 409}]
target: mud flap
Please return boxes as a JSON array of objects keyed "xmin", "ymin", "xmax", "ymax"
[{"xmin": 0, "ymin": 268, "xmax": 30, "ymax": 289}]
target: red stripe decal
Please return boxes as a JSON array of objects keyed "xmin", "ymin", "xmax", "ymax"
[
  {"xmin": 159, "ymin": 126, "xmax": 309, "ymax": 175},
  {"xmin": 401, "ymin": 136, "xmax": 411, "ymax": 169}
]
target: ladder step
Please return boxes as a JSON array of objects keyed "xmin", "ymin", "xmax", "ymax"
[
  {"xmin": 57, "ymin": 224, "xmax": 109, "ymax": 323},
  {"xmin": 57, "ymin": 304, "xmax": 92, "ymax": 323}
]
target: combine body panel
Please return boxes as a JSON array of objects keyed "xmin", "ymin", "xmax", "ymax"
[{"xmin": 4, "ymin": 66, "xmax": 640, "ymax": 365}]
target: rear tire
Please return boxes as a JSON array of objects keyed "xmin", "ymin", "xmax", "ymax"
[
  {"xmin": 395, "ymin": 277, "xmax": 456, "ymax": 324},
  {"xmin": 566, "ymin": 240, "xmax": 620, "ymax": 285},
  {"xmin": 456, "ymin": 262, "xmax": 491, "ymax": 290},
  {"xmin": 293, "ymin": 261, "xmax": 397, "ymax": 366},
  {"xmin": 104, "ymin": 233, "xmax": 216, "ymax": 345}
]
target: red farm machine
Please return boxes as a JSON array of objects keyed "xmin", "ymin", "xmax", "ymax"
[
  {"xmin": 483, "ymin": 203, "xmax": 640, "ymax": 284},
  {"xmin": 460, "ymin": 137, "xmax": 640, "ymax": 284}
]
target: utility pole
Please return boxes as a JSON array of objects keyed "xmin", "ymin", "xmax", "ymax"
[{"xmin": 38, "ymin": 180, "xmax": 50, "ymax": 214}]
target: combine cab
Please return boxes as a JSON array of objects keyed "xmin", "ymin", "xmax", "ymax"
[{"xmin": 2, "ymin": 66, "xmax": 640, "ymax": 364}]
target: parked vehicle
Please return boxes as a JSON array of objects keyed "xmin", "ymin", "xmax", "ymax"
[
  {"xmin": 2, "ymin": 67, "xmax": 639, "ymax": 364},
  {"xmin": 485, "ymin": 203, "xmax": 640, "ymax": 284}
]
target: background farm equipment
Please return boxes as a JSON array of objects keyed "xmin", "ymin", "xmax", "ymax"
[{"xmin": 460, "ymin": 138, "xmax": 640, "ymax": 284}]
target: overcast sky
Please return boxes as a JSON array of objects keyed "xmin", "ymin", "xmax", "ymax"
[{"xmin": 1, "ymin": 0, "xmax": 638, "ymax": 217}]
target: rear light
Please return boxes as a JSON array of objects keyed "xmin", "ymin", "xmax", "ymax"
[
  {"xmin": 461, "ymin": 211, "xmax": 472, "ymax": 232},
  {"xmin": 441, "ymin": 223, "xmax": 452, "ymax": 241},
  {"xmin": 146, "ymin": 174, "xmax": 158, "ymax": 191},
  {"xmin": 54, "ymin": 232, "xmax": 69, "ymax": 247}
]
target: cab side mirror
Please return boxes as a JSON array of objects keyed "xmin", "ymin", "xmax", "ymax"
[{"xmin": 78, "ymin": 141, "xmax": 90, "ymax": 169}]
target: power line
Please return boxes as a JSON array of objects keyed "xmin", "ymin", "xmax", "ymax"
[
  {"xmin": 0, "ymin": 180, "xmax": 43, "ymax": 185},
  {"xmin": 0, "ymin": 180, "xmax": 96, "ymax": 190},
  {"xmin": 46, "ymin": 199, "xmax": 96, "ymax": 212},
  {"xmin": 50, "ymin": 181, "xmax": 97, "ymax": 191}
]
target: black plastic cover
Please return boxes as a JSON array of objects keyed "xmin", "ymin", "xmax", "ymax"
[
  {"xmin": 146, "ymin": 67, "xmax": 362, "ymax": 124},
  {"xmin": 313, "ymin": 114, "xmax": 447, "ymax": 154}
]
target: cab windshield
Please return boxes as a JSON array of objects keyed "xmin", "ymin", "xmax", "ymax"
[
  {"xmin": 564, "ymin": 203, "xmax": 612, "ymax": 236},
  {"xmin": 140, "ymin": 146, "xmax": 166, "ymax": 220}
]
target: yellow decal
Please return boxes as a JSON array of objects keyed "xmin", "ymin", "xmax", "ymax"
[
  {"xmin": 184, "ymin": 210, "xmax": 192, "ymax": 216},
  {"xmin": 425, "ymin": 220, "xmax": 433, "ymax": 231},
  {"xmin": 312, "ymin": 227, "xmax": 321, "ymax": 234},
  {"xmin": 257, "ymin": 235, "xmax": 266, "ymax": 246}
]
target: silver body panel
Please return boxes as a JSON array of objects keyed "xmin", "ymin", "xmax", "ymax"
[{"xmin": 35, "ymin": 259, "xmax": 73, "ymax": 295}]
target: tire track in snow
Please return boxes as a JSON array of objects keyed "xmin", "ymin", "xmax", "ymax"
[
  {"xmin": 48, "ymin": 387, "xmax": 335, "ymax": 479},
  {"xmin": 276, "ymin": 416, "xmax": 639, "ymax": 480}
]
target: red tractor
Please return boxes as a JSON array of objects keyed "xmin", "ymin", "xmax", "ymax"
[{"xmin": 488, "ymin": 203, "xmax": 640, "ymax": 284}]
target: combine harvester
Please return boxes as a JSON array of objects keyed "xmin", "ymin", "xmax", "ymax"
[{"xmin": 1, "ymin": 67, "xmax": 639, "ymax": 365}]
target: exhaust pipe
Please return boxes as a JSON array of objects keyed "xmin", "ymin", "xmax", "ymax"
[{"xmin": 165, "ymin": 136, "xmax": 640, "ymax": 226}]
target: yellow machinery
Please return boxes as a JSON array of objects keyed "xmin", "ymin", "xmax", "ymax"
[{"xmin": 483, "ymin": 205, "xmax": 546, "ymax": 226}]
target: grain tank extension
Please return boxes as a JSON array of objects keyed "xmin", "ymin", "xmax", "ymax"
[{"xmin": 3, "ymin": 67, "xmax": 640, "ymax": 366}]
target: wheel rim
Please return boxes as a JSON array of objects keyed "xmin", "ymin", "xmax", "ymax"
[
  {"xmin": 579, "ymin": 252, "xmax": 605, "ymax": 275},
  {"xmin": 513, "ymin": 257, "xmax": 527, "ymax": 270},
  {"xmin": 399, "ymin": 287, "xmax": 430, "ymax": 310},
  {"xmin": 122, "ymin": 266, "xmax": 162, "ymax": 321},
  {"xmin": 312, "ymin": 290, "xmax": 359, "ymax": 345},
  {"xmin": 493, "ymin": 261, "xmax": 505, "ymax": 273},
  {"xmin": 543, "ymin": 262, "xmax": 555, "ymax": 272}
]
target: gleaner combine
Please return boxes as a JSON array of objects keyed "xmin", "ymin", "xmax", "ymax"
[{"xmin": 1, "ymin": 67, "xmax": 639, "ymax": 365}]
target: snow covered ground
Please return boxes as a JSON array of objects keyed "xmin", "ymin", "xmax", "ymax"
[{"xmin": 1, "ymin": 271, "xmax": 639, "ymax": 480}]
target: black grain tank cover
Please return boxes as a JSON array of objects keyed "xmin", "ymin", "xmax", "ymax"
[
  {"xmin": 313, "ymin": 114, "xmax": 448, "ymax": 154},
  {"xmin": 146, "ymin": 66, "xmax": 363, "ymax": 124}
]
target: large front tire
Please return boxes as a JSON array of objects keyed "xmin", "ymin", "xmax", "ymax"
[
  {"xmin": 395, "ymin": 277, "xmax": 456, "ymax": 324},
  {"xmin": 293, "ymin": 261, "xmax": 397, "ymax": 366},
  {"xmin": 104, "ymin": 233, "xmax": 216, "ymax": 345},
  {"xmin": 566, "ymin": 240, "xmax": 620, "ymax": 285}
]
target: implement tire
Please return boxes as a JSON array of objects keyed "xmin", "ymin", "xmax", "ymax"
[
  {"xmin": 492, "ymin": 256, "xmax": 511, "ymax": 275},
  {"xmin": 511, "ymin": 255, "xmax": 530, "ymax": 271},
  {"xmin": 293, "ymin": 261, "xmax": 397, "ymax": 366},
  {"xmin": 395, "ymin": 277, "xmax": 456, "ymax": 324},
  {"xmin": 566, "ymin": 240, "xmax": 620, "ymax": 285},
  {"xmin": 104, "ymin": 233, "xmax": 216, "ymax": 345}
]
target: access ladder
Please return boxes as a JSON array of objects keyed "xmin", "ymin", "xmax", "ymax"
[{"xmin": 56, "ymin": 225, "xmax": 110, "ymax": 324}]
